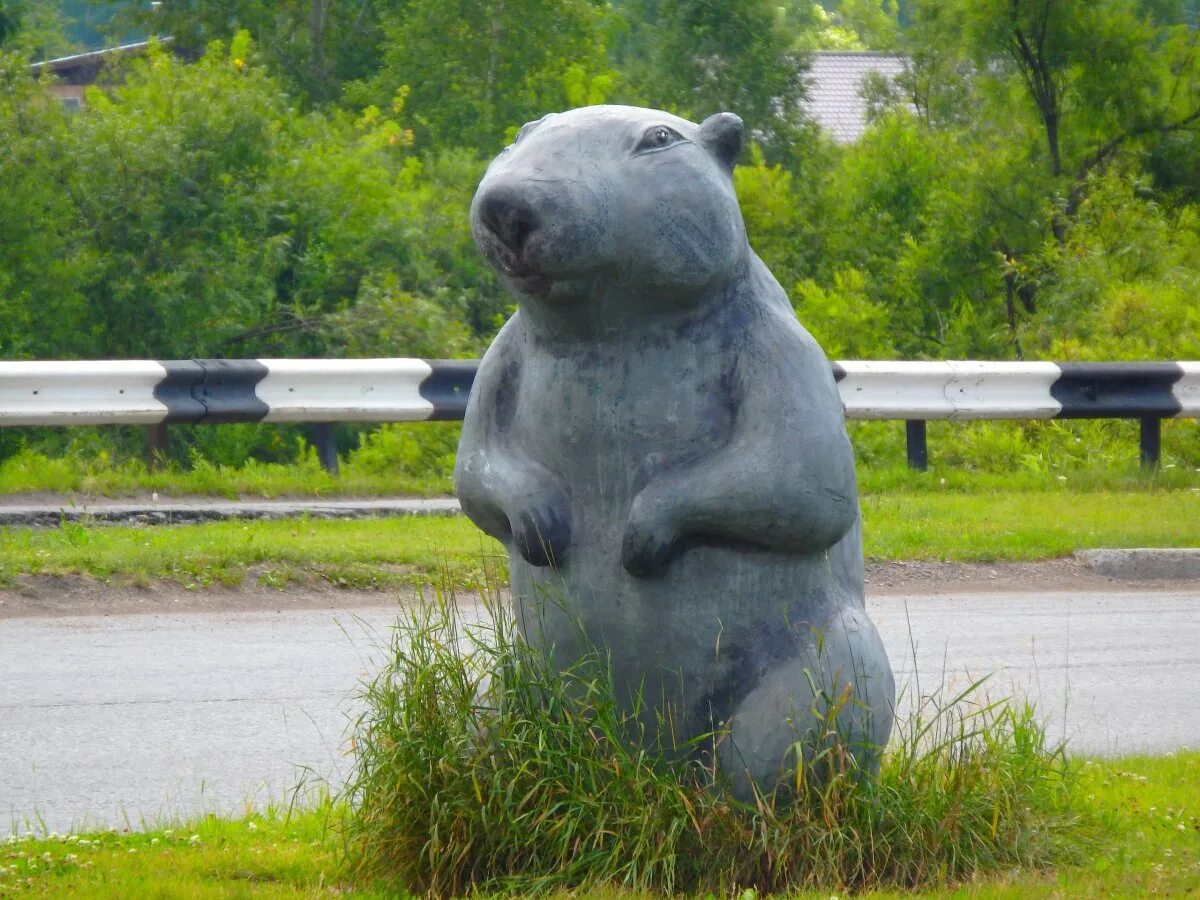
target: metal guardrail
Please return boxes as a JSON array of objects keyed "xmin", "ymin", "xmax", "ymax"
[{"xmin": 0, "ymin": 359, "xmax": 1196, "ymax": 471}]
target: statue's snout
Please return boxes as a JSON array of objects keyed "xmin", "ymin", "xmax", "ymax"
[{"xmin": 475, "ymin": 184, "xmax": 540, "ymax": 258}]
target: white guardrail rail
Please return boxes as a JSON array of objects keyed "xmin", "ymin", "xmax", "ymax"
[{"xmin": 0, "ymin": 359, "xmax": 1196, "ymax": 470}]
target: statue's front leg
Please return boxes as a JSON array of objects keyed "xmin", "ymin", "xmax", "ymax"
[
  {"xmin": 621, "ymin": 436, "xmax": 856, "ymax": 577},
  {"xmin": 620, "ymin": 476, "xmax": 685, "ymax": 577},
  {"xmin": 457, "ymin": 449, "xmax": 572, "ymax": 568}
]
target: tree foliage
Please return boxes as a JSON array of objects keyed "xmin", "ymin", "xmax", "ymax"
[
  {"xmin": 354, "ymin": 0, "xmax": 615, "ymax": 154},
  {"xmin": 615, "ymin": 0, "xmax": 816, "ymax": 163},
  {"xmin": 3, "ymin": 1, "xmax": 1199, "ymax": 468}
]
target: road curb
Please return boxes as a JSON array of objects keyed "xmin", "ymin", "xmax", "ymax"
[
  {"xmin": 1074, "ymin": 548, "xmax": 1200, "ymax": 580},
  {"xmin": 0, "ymin": 498, "xmax": 463, "ymax": 527}
]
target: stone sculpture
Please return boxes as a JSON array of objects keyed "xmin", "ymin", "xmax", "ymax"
[{"xmin": 455, "ymin": 104, "xmax": 894, "ymax": 800}]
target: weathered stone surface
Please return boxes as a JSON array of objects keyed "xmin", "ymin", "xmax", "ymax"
[{"xmin": 456, "ymin": 104, "xmax": 894, "ymax": 799}]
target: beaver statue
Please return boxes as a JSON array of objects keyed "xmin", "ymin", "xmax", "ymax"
[{"xmin": 455, "ymin": 104, "xmax": 894, "ymax": 800}]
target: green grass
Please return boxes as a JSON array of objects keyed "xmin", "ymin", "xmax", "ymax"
[
  {"xmin": 3, "ymin": 763, "xmax": 1196, "ymax": 898},
  {"xmin": 862, "ymin": 488, "xmax": 1200, "ymax": 560},
  {"xmin": 0, "ymin": 417, "xmax": 1197, "ymax": 502},
  {"xmin": 0, "ymin": 515, "xmax": 505, "ymax": 591},
  {"xmin": 0, "ymin": 450, "xmax": 452, "ymax": 500},
  {"xmin": 344, "ymin": 593, "xmax": 1086, "ymax": 896},
  {"xmin": 0, "ymin": 488, "xmax": 1198, "ymax": 589},
  {"xmin": 3, "ymin": 684, "xmax": 1196, "ymax": 897},
  {"xmin": 0, "ymin": 804, "xmax": 368, "ymax": 899},
  {"xmin": 0, "ymin": 456, "xmax": 1196, "ymax": 501}
]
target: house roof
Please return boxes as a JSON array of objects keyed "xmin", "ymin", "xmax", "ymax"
[
  {"xmin": 30, "ymin": 38, "xmax": 172, "ymax": 85},
  {"xmin": 806, "ymin": 51, "xmax": 907, "ymax": 143}
]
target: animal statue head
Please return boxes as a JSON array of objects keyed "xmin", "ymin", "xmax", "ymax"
[{"xmin": 471, "ymin": 105, "xmax": 749, "ymax": 317}]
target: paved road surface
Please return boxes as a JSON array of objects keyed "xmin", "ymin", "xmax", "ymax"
[{"xmin": 2, "ymin": 591, "xmax": 1198, "ymax": 833}]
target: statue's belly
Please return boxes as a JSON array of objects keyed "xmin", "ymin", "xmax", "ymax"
[
  {"xmin": 512, "ymin": 339, "xmax": 732, "ymax": 505},
  {"xmin": 510, "ymin": 540, "xmax": 850, "ymax": 748},
  {"xmin": 506, "ymin": 342, "xmax": 854, "ymax": 735}
]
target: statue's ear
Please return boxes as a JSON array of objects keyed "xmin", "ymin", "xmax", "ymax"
[{"xmin": 699, "ymin": 112, "xmax": 744, "ymax": 173}]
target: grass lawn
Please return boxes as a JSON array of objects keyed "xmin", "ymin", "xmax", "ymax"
[
  {"xmin": 0, "ymin": 488, "xmax": 1198, "ymax": 589},
  {"xmin": 3, "ymin": 753, "xmax": 1196, "ymax": 898},
  {"xmin": 0, "ymin": 459, "xmax": 1197, "ymax": 501},
  {"xmin": 862, "ymin": 488, "xmax": 1200, "ymax": 559}
]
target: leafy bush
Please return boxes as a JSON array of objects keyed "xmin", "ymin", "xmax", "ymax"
[{"xmin": 342, "ymin": 421, "xmax": 461, "ymax": 490}]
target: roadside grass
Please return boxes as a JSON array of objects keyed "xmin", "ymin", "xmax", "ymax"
[
  {"xmin": 0, "ymin": 515, "xmax": 505, "ymax": 591},
  {"xmin": 0, "ymin": 459, "xmax": 1195, "ymax": 501},
  {"xmin": 0, "ymin": 489, "xmax": 1198, "ymax": 589},
  {"xmin": 3, "ymin": 740, "xmax": 1197, "ymax": 896},
  {"xmin": 344, "ymin": 593, "xmax": 1087, "ymax": 896},
  {"xmin": 0, "ymin": 420, "xmax": 1198, "ymax": 503},
  {"xmin": 0, "ymin": 450, "xmax": 451, "ymax": 500},
  {"xmin": 0, "ymin": 803, "xmax": 369, "ymax": 899},
  {"xmin": 862, "ymin": 488, "xmax": 1200, "ymax": 560}
]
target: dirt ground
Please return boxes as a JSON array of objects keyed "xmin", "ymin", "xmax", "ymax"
[{"xmin": 2, "ymin": 558, "xmax": 1198, "ymax": 620}]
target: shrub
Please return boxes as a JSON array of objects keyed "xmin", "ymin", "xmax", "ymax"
[
  {"xmin": 342, "ymin": 422, "xmax": 461, "ymax": 490},
  {"xmin": 344, "ymin": 587, "xmax": 1088, "ymax": 896}
]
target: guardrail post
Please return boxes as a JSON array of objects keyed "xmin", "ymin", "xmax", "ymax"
[
  {"xmin": 905, "ymin": 419, "xmax": 928, "ymax": 471},
  {"xmin": 146, "ymin": 423, "xmax": 169, "ymax": 470},
  {"xmin": 311, "ymin": 423, "xmax": 339, "ymax": 474},
  {"xmin": 1139, "ymin": 416, "xmax": 1161, "ymax": 470}
]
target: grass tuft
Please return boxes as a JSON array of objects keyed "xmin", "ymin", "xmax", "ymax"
[{"xmin": 343, "ymin": 587, "xmax": 1089, "ymax": 896}]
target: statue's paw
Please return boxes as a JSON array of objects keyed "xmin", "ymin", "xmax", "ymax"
[
  {"xmin": 621, "ymin": 493, "xmax": 679, "ymax": 577},
  {"xmin": 510, "ymin": 492, "xmax": 571, "ymax": 568}
]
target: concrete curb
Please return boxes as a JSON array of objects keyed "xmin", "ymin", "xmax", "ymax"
[
  {"xmin": 0, "ymin": 498, "xmax": 463, "ymax": 527},
  {"xmin": 1074, "ymin": 548, "xmax": 1200, "ymax": 580}
]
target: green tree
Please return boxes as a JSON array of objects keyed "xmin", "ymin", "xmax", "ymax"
[
  {"xmin": 1, "ymin": 0, "xmax": 73, "ymax": 59},
  {"xmin": 616, "ymin": 0, "xmax": 815, "ymax": 164},
  {"xmin": 353, "ymin": 0, "xmax": 615, "ymax": 154},
  {"xmin": 846, "ymin": 0, "xmax": 1200, "ymax": 354},
  {"xmin": 0, "ymin": 53, "xmax": 91, "ymax": 358},
  {"xmin": 101, "ymin": 0, "xmax": 404, "ymax": 104},
  {"xmin": 60, "ymin": 35, "xmax": 292, "ymax": 357},
  {"xmin": 797, "ymin": 0, "xmax": 902, "ymax": 49},
  {"xmin": 914, "ymin": 1, "xmax": 1200, "ymax": 222},
  {"xmin": 0, "ymin": 2, "xmax": 21, "ymax": 44}
]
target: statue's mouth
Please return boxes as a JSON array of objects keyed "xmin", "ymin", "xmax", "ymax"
[
  {"xmin": 476, "ymin": 227, "xmax": 553, "ymax": 295},
  {"xmin": 504, "ymin": 269, "xmax": 553, "ymax": 296}
]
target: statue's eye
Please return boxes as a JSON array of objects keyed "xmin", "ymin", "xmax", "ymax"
[{"xmin": 634, "ymin": 124, "xmax": 686, "ymax": 154}]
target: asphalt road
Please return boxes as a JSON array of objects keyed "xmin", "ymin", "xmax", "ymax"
[{"xmin": 3, "ymin": 590, "xmax": 1198, "ymax": 834}]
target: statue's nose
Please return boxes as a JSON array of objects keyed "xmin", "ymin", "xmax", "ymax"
[{"xmin": 477, "ymin": 186, "xmax": 539, "ymax": 255}]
